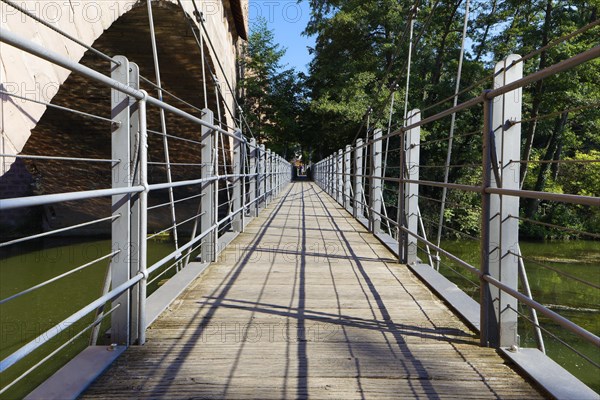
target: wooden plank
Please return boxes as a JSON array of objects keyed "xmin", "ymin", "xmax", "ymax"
[{"xmin": 81, "ymin": 182, "xmax": 543, "ymax": 399}]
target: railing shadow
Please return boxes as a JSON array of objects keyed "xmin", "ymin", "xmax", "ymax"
[{"xmin": 92, "ymin": 182, "xmax": 508, "ymax": 398}]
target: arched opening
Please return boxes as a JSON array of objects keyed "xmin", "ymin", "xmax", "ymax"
[{"xmin": 8, "ymin": 1, "xmax": 236, "ymax": 236}]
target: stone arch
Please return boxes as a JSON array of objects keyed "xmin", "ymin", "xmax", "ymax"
[{"xmin": 0, "ymin": 0, "xmax": 247, "ymax": 234}]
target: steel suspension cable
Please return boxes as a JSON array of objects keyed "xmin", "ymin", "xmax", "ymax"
[
  {"xmin": 353, "ymin": 0, "xmax": 442, "ymax": 145},
  {"xmin": 0, "ymin": 0, "xmax": 118, "ymax": 65},
  {"xmin": 434, "ymin": 0, "xmax": 470, "ymax": 269},
  {"xmin": 147, "ymin": 0, "xmax": 181, "ymax": 270}
]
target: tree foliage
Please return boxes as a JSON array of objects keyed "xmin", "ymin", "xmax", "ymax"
[
  {"xmin": 238, "ymin": 2, "xmax": 599, "ymax": 238},
  {"xmin": 301, "ymin": 0, "xmax": 599, "ymax": 238},
  {"xmin": 239, "ymin": 18, "xmax": 307, "ymax": 158}
]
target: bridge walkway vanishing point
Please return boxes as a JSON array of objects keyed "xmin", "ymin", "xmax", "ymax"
[{"xmin": 82, "ymin": 182, "xmax": 542, "ymax": 399}]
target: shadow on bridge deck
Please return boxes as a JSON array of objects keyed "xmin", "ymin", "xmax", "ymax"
[{"xmin": 82, "ymin": 182, "xmax": 541, "ymax": 399}]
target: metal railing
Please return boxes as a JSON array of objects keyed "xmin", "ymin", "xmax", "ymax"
[
  {"xmin": 0, "ymin": 28, "xmax": 291, "ymax": 394},
  {"xmin": 313, "ymin": 48, "xmax": 600, "ymax": 384}
]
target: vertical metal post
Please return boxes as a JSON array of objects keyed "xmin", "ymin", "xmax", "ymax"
[
  {"xmin": 354, "ymin": 140, "xmax": 364, "ymax": 219},
  {"xmin": 275, "ymin": 155, "xmax": 278, "ymax": 194},
  {"xmin": 337, "ymin": 149, "xmax": 343, "ymax": 204},
  {"xmin": 370, "ymin": 129, "xmax": 382, "ymax": 234},
  {"xmin": 110, "ymin": 55, "xmax": 131, "ymax": 346},
  {"xmin": 488, "ymin": 54, "xmax": 522, "ymax": 348},
  {"xmin": 241, "ymin": 141, "xmax": 247, "ymax": 230},
  {"xmin": 200, "ymin": 109, "xmax": 216, "ymax": 262},
  {"xmin": 344, "ymin": 145, "xmax": 352, "ymax": 212},
  {"xmin": 481, "ymin": 92, "xmax": 494, "ymax": 347},
  {"xmin": 405, "ymin": 109, "xmax": 421, "ymax": 264},
  {"xmin": 249, "ymin": 139, "xmax": 257, "ymax": 217},
  {"xmin": 137, "ymin": 92, "xmax": 148, "ymax": 345},
  {"xmin": 325, "ymin": 157, "xmax": 329, "ymax": 193},
  {"xmin": 273, "ymin": 156, "xmax": 278, "ymax": 196},
  {"xmin": 329, "ymin": 155, "xmax": 334, "ymax": 196},
  {"xmin": 325, "ymin": 156, "xmax": 329, "ymax": 194},
  {"xmin": 275, "ymin": 156, "xmax": 280, "ymax": 196},
  {"xmin": 258, "ymin": 144, "xmax": 266, "ymax": 211},
  {"xmin": 128, "ymin": 62, "xmax": 141, "ymax": 344},
  {"xmin": 397, "ymin": 128, "xmax": 407, "ymax": 263},
  {"xmin": 266, "ymin": 149, "xmax": 272, "ymax": 204},
  {"xmin": 232, "ymin": 130, "xmax": 243, "ymax": 232}
]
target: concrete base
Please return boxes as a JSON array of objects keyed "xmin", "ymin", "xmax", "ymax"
[
  {"xmin": 25, "ymin": 345, "xmax": 126, "ymax": 400},
  {"xmin": 501, "ymin": 347, "xmax": 599, "ymax": 400}
]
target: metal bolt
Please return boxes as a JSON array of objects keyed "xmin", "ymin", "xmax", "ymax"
[{"xmin": 503, "ymin": 119, "xmax": 518, "ymax": 130}]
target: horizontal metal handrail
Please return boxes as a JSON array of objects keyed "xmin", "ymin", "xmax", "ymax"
[
  {"xmin": 0, "ymin": 215, "xmax": 119, "ymax": 248},
  {"xmin": 0, "ymin": 271, "xmax": 144, "ymax": 373},
  {"xmin": 0, "ymin": 28, "xmax": 244, "ymax": 142},
  {"xmin": 0, "ymin": 304, "xmax": 121, "ymax": 396},
  {"xmin": 0, "ymin": 186, "xmax": 144, "ymax": 211},
  {"xmin": 0, "ymin": 251, "xmax": 120, "ymax": 305}
]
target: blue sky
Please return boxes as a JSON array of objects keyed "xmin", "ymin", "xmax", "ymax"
[{"xmin": 248, "ymin": 1, "xmax": 315, "ymax": 74}]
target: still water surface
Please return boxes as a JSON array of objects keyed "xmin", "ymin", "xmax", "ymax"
[
  {"xmin": 437, "ymin": 240, "xmax": 599, "ymax": 392},
  {"xmin": 0, "ymin": 238, "xmax": 176, "ymax": 398}
]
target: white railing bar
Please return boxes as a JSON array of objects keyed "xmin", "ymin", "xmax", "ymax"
[
  {"xmin": 0, "ymin": 303, "xmax": 121, "ymax": 396},
  {"xmin": 0, "ymin": 186, "xmax": 144, "ymax": 211},
  {"xmin": 0, "ymin": 90, "xmax": 115, "ymax": 124},
  {"xmin": 147, "ymin": 192, "xmax": 205, "ymax": 211},
  {"xmin": 0, "ymin": 28, "xmax": 245, "ymax": 142},
  {"xmin": 0, "ymin": 250, "xmax": 120, "ymax": 305},
  {"xmin": 0, "ymin": 153, "xmax": 118, "ymax": 163},
  {"xmin": 0, "ymin": 215, "xmax": 119, "ymax": 248},
  {"xmin": 0, "ymin": 272, "xmax": 144, "ymax": 373}
]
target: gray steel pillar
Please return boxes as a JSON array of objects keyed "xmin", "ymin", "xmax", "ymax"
[
  {"xmin": 326, "ymin": 156, "xmax": 330, "ymax": 194},
  {"xmin": 337, "ymin": 149, "xmax": 343, "ymax": 204},
  {"xmin": 344, "ymin": 145, "xmax": 352, "ymax": 212},
  {"xmin": 258, "ymin": 144, "xmax": 266, "ymax": 211},
  {"xmin": 110, "ymin": 55, "xmax": 132, "ymax": 345},
  {"xmin": 266, "ymin": 149, "xmax": 272, "ymax": 204},
  {"xmin": 482, "ymin": 54, "xmax": 523, "ymax": 348},
  {"xmin": 405, "ymin": 109, "xmax": 421, "ymax": 264},
  {"xmin": 354, "ymin": 139, "xmax": 364, "ymax": 219},
  {"xmin": 249, "ymin": 139, "xmax": 257, "ymax": 217},
  {"xmin": 232, "ymin": 130, "xmax": 243, "ymax": 232},
  {"xmin": 275, "ymin": 156, "xmax": 280, "ymax": 196},
  {"xmin": 128, "ymin": 62, "xmax": 141, "ymax": 344},
  {"xmin": 369, "ymin": 129, "xmax": 382, "ymax": 234},
  {"xmin": 200, "ymin": 109, "xmax": 216, "ymax": 262},
  {"xmin": 330, "ymin": 155, "xmax": 334, "ymax": 196}
]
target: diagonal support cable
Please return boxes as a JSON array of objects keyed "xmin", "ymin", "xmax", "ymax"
[
  {"xmin": 435, "ymin": 0, "xmax": 471, "ymax": 269},
  {"xmin": 147, "ymin": 0, "xmax": 181, "ymax": 270}
]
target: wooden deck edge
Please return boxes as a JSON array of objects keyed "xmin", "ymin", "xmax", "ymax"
[
  {"xmin": 146, "ymin": 260, "xmax": 211, "ymax": 328},
  {"xmin": 407, "ymin": 263, "xmax": 481, "ymax": 332},
  {"xmin": 500, "ymin": 347, "xmax": 599, "ymax": 400},
  {"xmin": 146, "ymin": 229, "xmax": 245, "ymax": 327},
  {"xmin": 24, "ymin": 345, "xmax": 126, "ymax": 400}
]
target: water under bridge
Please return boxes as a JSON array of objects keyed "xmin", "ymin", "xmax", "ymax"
[{"xmin": 1, "ymin": 1, "xmax": 599, "ymax": 399}]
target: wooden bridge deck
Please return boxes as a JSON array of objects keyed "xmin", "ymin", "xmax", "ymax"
[{"xmin": 82, "ymin": 182, "xmax": 542, "ymax": 399}]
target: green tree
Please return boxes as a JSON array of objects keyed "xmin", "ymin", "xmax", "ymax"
[
  {"xmin": 303, "ymin": 0, "xmax": 599, "ymax": 238},
  {"xmin": 239, "ymin": 18, "xmax": 306, "ymax": 158}
]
